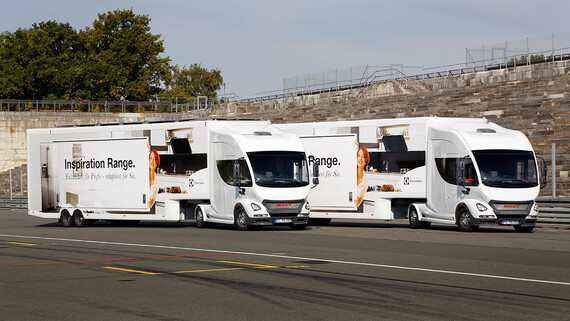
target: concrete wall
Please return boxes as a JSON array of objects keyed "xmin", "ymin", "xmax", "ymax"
[{"xmin": 1, "ymin": 60, "xmax": 568, "ymax": 196}]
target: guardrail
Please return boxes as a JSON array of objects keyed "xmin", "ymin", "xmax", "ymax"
[
  {"xmin": 536, "ymin": 197, "xmax": 570, "ymax": 228},
  {"xmin": 0, "ymin": 196, "xmax": 27, "ymax": 210}
]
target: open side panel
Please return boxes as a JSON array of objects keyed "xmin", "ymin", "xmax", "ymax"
[{"xmin": 40, "ymin": 143, "xmax": 56, "ymax": 211}]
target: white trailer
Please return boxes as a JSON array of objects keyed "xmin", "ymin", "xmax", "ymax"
[
  {"xmin": 278, "ymin": 117, "xmax": 547, "ymax": 232},
  {"xmin": 27, "ymin": 119, "xmax": 315, "ymax": 230}
]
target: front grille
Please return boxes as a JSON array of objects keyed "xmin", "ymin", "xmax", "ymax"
[
  {"xmin": 262, "ymin": 199, "xmax": 304, "ymax": 216},
  {"xmin": 489, "ymin": 201, "xmax": 532, "ymax": 219}
]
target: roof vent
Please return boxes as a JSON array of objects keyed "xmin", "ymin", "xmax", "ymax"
[
  {"xmin": 253, "ymin": 131, "xmax": 272, "ymax": 136},
  {"xmin": 476, "ymin": 128, "xmax": 496, "ymax": 133}
]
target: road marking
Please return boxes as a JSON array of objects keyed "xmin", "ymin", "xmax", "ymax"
[
  {"xmin": 8, "ymin": 242, "xmax": 38, "ymax": 246},
  {"xmin": 0, "ymin": 252, "xmax": 237, "ymax": 267},
  {"xmin": 218, "ymin": 260, "xmax": 278, "ymax": 268},
  {"xmin": 103, "ymin": 267, "xmax": 162, "ymax": 275},
  {"xmin": 174, "ymin": 268, "xmax": 243, "ymax": 273},
  {"xmin": 1, "ymin": 234, "xmax": 569, "ymax": 287},
  {"xmin": 285, "ymin": 266, "xmax": 310, "ymax": 269}
]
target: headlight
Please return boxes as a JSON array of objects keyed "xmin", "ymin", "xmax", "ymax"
[
  {"xmin": 304, "ymin": 201, "xmax": 310, "ymax": 210},
  {"xmin": 533, "ymin": 203, "xmax": 539, "ymax": 212},
  {"xmin": 251, "ymin": 203, "xmax": 261, "ymax": 211},
  {"xmin": 476, "ymin": 203, "xmax": 488, "ymax": 212}
]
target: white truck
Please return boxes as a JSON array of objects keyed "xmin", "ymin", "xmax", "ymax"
[
  {"xmin": 278, "ymin": 117, "xmax": 547, "ymax": 232},
  {"xmin": 27, "ymin": 119, "xmax": 316, "ymax": 230}
]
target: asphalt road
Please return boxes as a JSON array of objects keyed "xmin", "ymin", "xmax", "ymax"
[{"xmin": 1, "ymin": 210, "xmax": 569, "ymax": 321}]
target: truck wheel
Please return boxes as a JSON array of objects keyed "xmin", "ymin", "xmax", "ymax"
[
  {"xmin": 196, "ymin": 208, "xmax": 207, "ymax": 228},
  {"xmin": 61, "ymin": 210, "xmax": 73, "ymax": 227},
  {"xmin": 457, "ymin": 208, "xmax": 478, "ymax": 232},
  {"xmin": 234, "ymin": 208, "xmax": 250, "ymax": 231},
  {"xmin": 73, "ymin": 210, "xmax": 86, "ymax": 228},
  {"xmin": 408, "ymin": 207, "xmax": 422, "ymax": 229},
  {"xmin": 514, "ymin": 225, "xmax": 534, "ymax": 233}
]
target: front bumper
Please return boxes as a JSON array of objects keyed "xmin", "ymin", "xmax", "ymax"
[
  {"xmin": 467, "ymin": 199, "xmax": 537, "ymax": 227},
  {"xmin": 239, "ymin": 198, "xmax": 309, "ymax": 226},
  {"xmin": 470, "ymin": 217, "xmax": 537, "ymax": 227},
  {"xmin": 246, "ymin": 215, "xmax": 309, "ymax": 226}
]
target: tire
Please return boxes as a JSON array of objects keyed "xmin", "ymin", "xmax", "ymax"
[
  {"xmin": 457, "ymin": 208, "xmax": 478, "ymax": 232},
  {"xmin": 73, "ymin": 210, "xmax": 86, "ymax": 228},
  {"xmin": 196, "ymin": 207, "xmax": 207, "ymax": 228},
  {"xmin": 290, "ymin": 223, "xmax": 308, "ymax": 230},
  {"xmin": 514, "ymin": 225, "xmax": 535, "ymax": 233},
  {"xmin": 408, "ymin": 207, "xmax": 422, "ymax": 229},
  {"xmin": 61, "ymin": 210, "xmax": 73, "ymax": 227},
  {"xmin": 234, "ymin": 208, "xmax": 250, "ymax": 231}
]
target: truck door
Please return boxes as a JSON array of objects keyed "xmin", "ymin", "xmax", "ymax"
[
  {"xmin": 431, "ymin": 139, "xmax": 459, "ymax": 219},
  {"xmin": 212, "ymin": 141, "xmax": 238, "ymax": 219}
]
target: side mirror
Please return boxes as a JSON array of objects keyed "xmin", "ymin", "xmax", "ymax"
[
  {"xmin": 234, "ymin": 158, "xmax": 246, "ymax": 195},
  {"xmin": 458, "ymin": 158, "xmax": 470, "ymax": 194},
  {"xmin": 538, "ymin": 157, "xmax": 547, "ymax": 189},
  {"xmin": 312, "ymin": 162, "xmax": 319, "ymax": 186}
]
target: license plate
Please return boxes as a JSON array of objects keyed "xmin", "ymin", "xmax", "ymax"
[
  {"xmin": 274, "ymin": 218, "xmax": 292, "ymax": 224},
  {"xmin": 501, "ymin": 220, "xmax": 519, "ymax": 225}
]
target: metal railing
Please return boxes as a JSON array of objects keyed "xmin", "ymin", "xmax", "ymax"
[
  {"xmin": 248, "ymin": 46, "xmax": 570, "ymax": 103},
  {"xmin": 0, "ymin": 196, "xmax": 27, "ymax": 210},
  {"xmin": 0, "ymin": 97, "xmax": 221, "ymax": 113},
  {"xmin": 536, "ymin": 197, "xmax": 570, "ymax": 228}
]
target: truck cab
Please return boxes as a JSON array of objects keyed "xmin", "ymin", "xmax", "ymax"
[
  {"xmin": 198, "ymin": 121, "xmax": 312, "ymax": 230},
  {"xmin": 417, "ymin": 120, "xmax": 544, "ymax": 232}
]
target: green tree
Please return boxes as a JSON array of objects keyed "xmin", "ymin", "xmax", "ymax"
[
  {"xmin": 163, "ymin": 64, "xmax": 224, "ymax": 100},
  {"xmin": 0, "ymin": 21, "xmax": 83, "ymax": 100},
  {"xmin": 81, "ymin": 8, "xmax": 170, "ymax": 100}
]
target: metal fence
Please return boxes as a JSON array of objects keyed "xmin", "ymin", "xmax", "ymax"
[
  {"xmin": 0, "ymin": 96, "xmax": 220, "ymax": 113},
  {"xmin": 466, "ymin": 32, "xmax": 570, "ymax": 67},
  {"xmin": 248, "ymin": 32, "xmax": 570, "ymax": 102}
]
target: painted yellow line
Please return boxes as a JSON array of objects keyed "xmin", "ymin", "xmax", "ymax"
[
  {"xmin": 285, "ymin": 266, "xmax": 309, "ymax": 269},
  {"xmin": 174, "ymin": 268, "xmax": 243, "ymax": 274},
  {"xmin": 103, "ymin": 266, "xmax": 162, "ymax": 275},
  {"xmin": 217, "ymin": 260, "xmax": 278, "ymax": 268},
  {"xmin": 8, "ymin": 242, "xmax": 38, "ymax": 246}
]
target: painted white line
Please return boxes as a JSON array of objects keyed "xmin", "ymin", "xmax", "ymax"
[{"xmin": 2, "ymin": 233, "xmax": 569, "ymax": 286}]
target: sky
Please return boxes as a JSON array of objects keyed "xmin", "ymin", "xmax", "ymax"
[{"xmin": 2, "ymin": 0, "xmax": 569, "ymax": 99}]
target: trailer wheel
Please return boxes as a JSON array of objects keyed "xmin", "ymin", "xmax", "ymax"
[
  {"xmin": 457, "ymin": 208, "xmax": 478, "ymax": 232},
  {"xmin": 196, "ymin": 207, "xmax": 207, "ymax": 228},
  {"xmin": 234, "ymin": 208, "xmax": 250, "ymax": 231},
  {"xmin": 61, "ymin": 210, "xmax": 73, "ymax": 227},
  {"xmin": 73, "ymin": 210, "xmax": 86, "ymax": 228},
  {"xmin": 514, "ymin": 225, "xmax": 534, "ymax": 233}
]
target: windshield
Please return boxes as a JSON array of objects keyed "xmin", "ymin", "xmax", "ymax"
[
  {"xmin": 472, "ymin": 150, "xmax": 538, "ymax": 188},
  {"xmin": 248, "ymin": 151, "xmax": 309, "ymax": 187}
]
